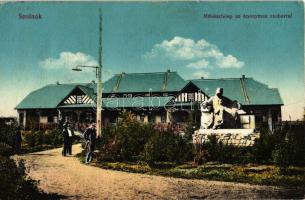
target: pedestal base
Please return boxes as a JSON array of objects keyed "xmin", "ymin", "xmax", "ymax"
[{"xmin": 193, "ymin": 128, "xmax": 260, "ymax": 147}]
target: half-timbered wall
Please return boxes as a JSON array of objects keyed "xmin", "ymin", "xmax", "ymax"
[
  {"xmin": 174, "ymin": 92, "xmax": 208, "ymax": 102},
  {"xmin": 63, "ymin": 94, "xmax": 94, "ymax": 105}
]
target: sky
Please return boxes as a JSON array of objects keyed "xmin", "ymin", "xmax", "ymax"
[{"xmin": 0, "ymin": 1, "xmax": 304, "ymax": 120}]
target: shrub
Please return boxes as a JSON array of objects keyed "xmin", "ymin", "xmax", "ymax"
[
  {"xmin": 252, "ymin": 125, "xmax": 287, "ymax": 164},
  {"xmin": 96, "ymin": 111, "xmax": 155, "ymax": 162},
  {"xmin": 22, "ymin": 131, "xmax": 36, "ymax": 147},
  {"xmin": 143, "ymin": 130, "xmax": 193, "ymax": 165},
  {"xmin": 96, "ymin": 111, "xmax": 194, "ymax": 164},
  {"xmin": 22, "ymin": 129, "xmax": 63, "ymax": 148},
  {"xmin": 272, "ymin": 139, "xmax": 293, "ymax": 174},
  {"xmin": 203, "ymin": 136, "xmax": 254, "ymax": 164},
  {"xmin": 201, "ymin": 123, "xmax": 305, "ymax": 166},
  {"xmin": 0, "ymin": 156, "xmax": 46, "ymax": 200},
  {"xmin": 193, "ymin": 149, "xmax": 209, "ymax": 166},
  {"xmin": 0, "ymin": 122, "xmax": 18, "ymax": 155}
]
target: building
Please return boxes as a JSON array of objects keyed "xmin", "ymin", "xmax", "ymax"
[{"xmin": 16, "ymin": 71, "xmax": 283, "ymax": 131}]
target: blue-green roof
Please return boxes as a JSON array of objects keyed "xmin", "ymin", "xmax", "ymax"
[
  {"xmin": 103, "ymin": 71, "xmax": 186, "ymax": 93},
  {"xmin": 16, "ymin": 73, "xmax": 283, "ymax": 110},
  {"xmin": 191, "ymin": 78, "xmax": 283, "ymax": 105},
  {"xmin": 78, "ymin": 85, "xmax": 95, "ymax": 99},
  {"xmin": 243, "ymin": 78, "xmax": 283, "ymax": 105},
  {"xmin": 58, "ymin": 104, "xmax": 93, "ymax": 108},
  {"xmin": 16, "ymin": 84, "xmax": 79, "ymax": 109}
]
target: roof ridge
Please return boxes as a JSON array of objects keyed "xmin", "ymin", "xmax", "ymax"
[
  {"xmin": 113, "ymin": 71, "xmax": 178, "ymax": 76},
  {"xmin": 191, "ymin": 77, "xmax": 252, "ymax": 81},
  {"xmin": 47, "ymin": 83, "xmax": 88, "ymax": 86}
]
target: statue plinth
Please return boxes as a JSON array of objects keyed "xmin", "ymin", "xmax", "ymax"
[{"xmin": 193, "ymin": 128, "xmax": 260, "ymax": 147}]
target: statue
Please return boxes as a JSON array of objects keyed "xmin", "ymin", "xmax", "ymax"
[{"xmin": 200, "ymin": 88, "xmax": 241, "ymax": 129}]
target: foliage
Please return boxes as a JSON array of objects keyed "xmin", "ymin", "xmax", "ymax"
[
  {"xmin": 199, "ymin": 123, "xmax": 305, "ymax": 166},
  {"xmin": 92, "ymin": 161, "xmax": 305, "ymax": 188},
  {"xmin": 0, "ymin": 122, "xmax": 18, "ymax": 156},
  {"xmin": 0, "ymin": 156, "xmax": 53, "ymax": 200},
  {"xmin": 202, "ymin": 135, "xmax": 254, "ymax": 164},
  {"xmin": 143, "ymin": 130, "xmax": 193, "ymax": 165},
  {"xmin": 95, "ymin": 111, "xmax": 194, "ymax": 164},
  {"xmin": 272, "ymin": 139, "xmax": 293, "ymax": 174},
  {"xmin": 96, "ymin": 111, "xmax": 155, "ymax": 162},
  {"xmin": 183, "ymin": 122, "xmax": 198, "ymax": 141},
  {"xmin": 252, "ymin": 125, "xmax": 286, "ymax": 164},
  {"xmin": 22, "ymin": 129, "xmax": 63, "ymax": 149},
  {"xmin": 193, "ymin": 149, "xmax": 209, "ymax": 166}
]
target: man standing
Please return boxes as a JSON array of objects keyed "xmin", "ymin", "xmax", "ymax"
[
  {"xmin": 66, "ymin": 124, "xmax": 74, "ymax": 155},
  {"xmin": 83, "ymin": 123, "xmax": 96, "ymax": 164},
  {"xmin": 62, "ymin": 123, "xmax": 69, "ymax": 156}
]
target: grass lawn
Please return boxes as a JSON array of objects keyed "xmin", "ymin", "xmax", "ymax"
[{"xmin": 82, "ymin": 158, "xmax": 305, "ymax": 187}]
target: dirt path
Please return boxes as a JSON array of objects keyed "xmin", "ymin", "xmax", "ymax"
[{"xmin": 14, "ymin": 144, "xmax": 305, "ymax": 199}]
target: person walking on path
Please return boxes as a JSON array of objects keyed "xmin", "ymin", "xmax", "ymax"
[
  {"xmin": 62, "ymin": 123, "xmax": 69, "ymax": 156},
  {"xmin": 83, "ymin": 123, "xmax": 97, "ymax": 164}
]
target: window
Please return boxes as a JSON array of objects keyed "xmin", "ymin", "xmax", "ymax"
[
  {"xmin": 76, "ymin": 95, "xmax": 82, "ymax": 104},
  {"xmin": 188, "ymin": 93, "xmax": 194, "ymax": 101}
]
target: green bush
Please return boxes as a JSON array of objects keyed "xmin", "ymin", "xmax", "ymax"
[
  {"xmin": 143, "ymin": 130, "xmax": 193, "ymax": 165},
  {"xmin": 22, "ymin": 129, "xmax": 63, "ymax": 148},
  {"xmin": 22, "ymin": 130, "xmax": 36, "ymax": 147},
  {"xmin": 0, "ymin": 156, "xmax": 46, "ymax": 200},
  {"xmin": 201, "ymin": 123, "xmax": 305, "ymax": 166},
  {"xmin": 202, "ymin": 135, "xmax": 254, "ymax": 164},
  {"xmin": 96, "ymin": 111, "xmax": 194, "ymax": 164},
  {"xmin": 97, "ymin": 111, "xmax": 155, "ymax": 162},
  {"xmin": 272, "ymin": 139, "xmax": 293, "ymax": 174},
  {"xmin": 252, "ymin": 125, "xmax": 286, "ymax": 164}
]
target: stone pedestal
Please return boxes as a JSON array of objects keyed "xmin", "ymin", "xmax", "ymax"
[{"xmin": 193, "ymin": 128, "xmax": 260, "ymax": 147}]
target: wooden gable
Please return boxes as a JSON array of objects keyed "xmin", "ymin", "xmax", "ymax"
[
  {"xmin": 175, "ymin": 81, "xmax": 209, "ymax": 102},
  {"xmin": 61, "ymin": 87, "xmax": 94, "ymax": 105}
]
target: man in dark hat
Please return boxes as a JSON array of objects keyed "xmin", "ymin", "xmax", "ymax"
[
  {"xmin": 62, "ymin": 123, "xmax": 69, "ymax": 156},
  {"xmin": 83, "ymin": 122, "xmax": 97, "ymax": 164},
  {"xmin": 66, "ymin": 123, "xmax": 74, "ymax": 155}
]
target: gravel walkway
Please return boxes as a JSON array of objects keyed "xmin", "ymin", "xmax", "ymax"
[{"xmin": 15, "ymin": 144, "xmax": 305, "ymax": 199}]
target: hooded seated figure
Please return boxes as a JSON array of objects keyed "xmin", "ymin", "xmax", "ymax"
[{"xmin": 201, "ymin": 88, "xmax": 241, "ymax": 129}]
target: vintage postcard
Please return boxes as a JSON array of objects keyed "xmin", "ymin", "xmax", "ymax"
[{"xmin": 0, "ymin": 1, "xmax": 304, "ymax": 199}]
